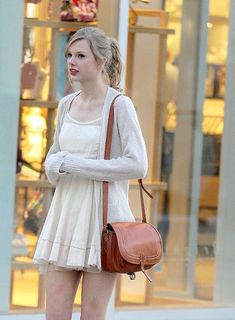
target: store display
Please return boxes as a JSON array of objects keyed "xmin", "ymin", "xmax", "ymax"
[
  {"xmin": 20, "ymin": 107, "xmax": 47, "ymax": 175},
  {"xmin": 205, "ymin": 64, "xmax": 216, "ymax": 98},
  {"xmin": 205, "ymin": 64, "xmax": 226, "ymax": 99},
  {"xmin": 21, "ymin": 61, "xmax": 47, "ymax": 100},
  {"xmin": 21, "ymin": 62, "xmax": 37, "ymax": 90},
  {"xmin": 60, "ymin": 0, "xmax": 98, "ymax": 22},
  {"xmin": 12, "ymin": 233, "xmax": 30, "ymax": 257},
  {"xmin": 129, "ymin": 0, "xmax": 151, "ymax": 25},
  {"xmin": 26, "ymin": 0, "xmax": 42, "ymax": 3},
  {"xmin": 24, "ymin": 191, "xmax": 44, "ymax": 235},
  {"xmin": 215, "ymin": 65, "xmax": 226, "ymax": 98},
  {"xmin": 16, "ymin": 147, "xmax": 23, "ymax": 174}
]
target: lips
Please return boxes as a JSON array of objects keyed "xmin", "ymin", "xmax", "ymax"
[{"xmin": 69, "ymin": 68, "xmax": 79, "ymax": 76}]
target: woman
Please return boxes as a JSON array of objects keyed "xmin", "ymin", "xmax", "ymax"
[{"xmin": 33, "ymin": 27, "xmax": 148, "ymax": 320}]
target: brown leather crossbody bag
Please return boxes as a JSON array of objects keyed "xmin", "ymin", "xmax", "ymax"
[{"xmin": 101, "ymin": 95, "xmax": 163, "ymax": 282}]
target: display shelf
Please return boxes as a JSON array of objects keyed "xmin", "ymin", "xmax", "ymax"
[
  {"xmin": 24, "ymin": 17, "xmax": 97, "ymax": 30},
  {"xmin": 16, "ymin": 178, "xmax": 52, "ymax": 189},
  {"xmin": 129, "ymin": 25, "xmax": 175, "ymax": 35},
  {"xmin": 164, "ymin": 98, "xmax": 224, "ymax": 135},
  {"xmin": 20, "ymin": 99, "xmax": 58, "ymax": 109},
  {"xmin": 170, "ymin": 15, "xmax": 228, "ymax": 25},
  {"xmin": 126, "ymin": 9, "xmax": 174, "ymax": 189}
]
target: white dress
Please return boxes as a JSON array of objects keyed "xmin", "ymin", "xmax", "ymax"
[{"xmin": 33, "ymin": 113, "xmax": 102, "ymax": 273}]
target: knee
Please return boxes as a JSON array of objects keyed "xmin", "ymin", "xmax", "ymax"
[
  {"xmin": 46, "ymin": 310, "xmax": 72, "ymax": 320},
  {"xmin": 46, "ymin": 312, "xmax": 60, "ymax": 320},
  {"xmin": 80, "ymin": 313, "xmax": 105, "ymax": 320},
  {"xmin": 46, "ymin": 310, "xmax": 57, "ymax": 320},
  {"xmin": 80, "ymin": 303, "xmax": 106, "ymax": 320}
]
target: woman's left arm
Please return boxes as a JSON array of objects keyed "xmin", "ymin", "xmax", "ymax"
[{"xmin": 60, "ymin": 95, "xmax": 148, "ymax": 181}]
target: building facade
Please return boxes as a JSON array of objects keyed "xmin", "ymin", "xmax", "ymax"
[{"xmin": 0, "ymin": 0, "xmax": 235, "ymax": 319}]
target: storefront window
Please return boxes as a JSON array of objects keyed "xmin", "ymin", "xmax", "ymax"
[
  {"xmin": 157, "ymin": 0, "xmax": 229, "ymax": 307},
  {"xmin": 2, "ymin": 0, "xmax": 234, "ymax": 316},
  {"xmin": 11, "ymin": 0, "xmax": 98, "ymax": 311},
  {"xmin": 196, "ymin": 0, "xmax": 229, "ymax": 301},
  {"xmin": 112, "ymin": 0, "xmax": 233, "ymax": 311}
]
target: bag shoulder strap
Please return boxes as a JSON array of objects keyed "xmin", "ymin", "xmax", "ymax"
[{"xmin": 102, "ymin": 95, "xmax": 152, "ymax": 227}]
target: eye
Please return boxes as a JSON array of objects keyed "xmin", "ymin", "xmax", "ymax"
[
  {"xmin": 77, "ymin": 53, "xmax": 85, "ymax": 59},
  {"xmin": 66, "ymin": 52, "xmax": 72, "ymax": 59}
]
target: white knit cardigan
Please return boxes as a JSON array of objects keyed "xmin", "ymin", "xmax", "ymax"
[{"xmin": 45, "ymin": 86, "xmax": 148, "ymax": 227}]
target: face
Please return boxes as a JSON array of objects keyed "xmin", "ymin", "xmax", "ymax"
[{"xmin": 66, "ymin": 38, "xmax": 101, "ymax": 83}]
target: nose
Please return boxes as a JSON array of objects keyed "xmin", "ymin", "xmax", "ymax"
[{"xmin": 68, "ymin": 55, "xmax": 76, "ymax": 66}]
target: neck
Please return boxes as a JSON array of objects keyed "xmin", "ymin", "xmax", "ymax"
[{"xmin": 79, "ymin": 79, "xmax": 108, "ymax": 101}]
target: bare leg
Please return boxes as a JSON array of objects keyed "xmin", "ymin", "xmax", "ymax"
[
  {"xmin": 80, "ymin": 271, "xmax": 117, "ymax": 320},
  {"xmin": 45, "ymin": 270, "xmax": 82, "ymax": 320}
]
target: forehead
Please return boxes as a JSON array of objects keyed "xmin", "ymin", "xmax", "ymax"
[{"xmin": 68, "ymin": 38, "xmax": 92, "ymax": 53}]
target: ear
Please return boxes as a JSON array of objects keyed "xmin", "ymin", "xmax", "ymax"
[{"xmin": 97, "ymin": 59, "xmax": 106, "ymax": 71}]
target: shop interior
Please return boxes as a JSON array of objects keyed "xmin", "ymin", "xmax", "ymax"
[
  {"xmin": 12, "ymin": 0, "xmax": 229, "ymax": 312},
  {"xmin": 160, "ymin": 0, "xmax": 228, "ymax": 301}
]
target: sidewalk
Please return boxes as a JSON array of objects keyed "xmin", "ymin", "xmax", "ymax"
[{"xmin": 1, "ymin": 307, "xmax": 235, "ymax": 320}]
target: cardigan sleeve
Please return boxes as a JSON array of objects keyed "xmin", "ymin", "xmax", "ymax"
[
  {"xmin": 44, "ymin": 96, "xmax": 70, "ymax": 186},
  {"xmin": 60, "ymin": 95, "xmax": 148, "ymax": 182}
]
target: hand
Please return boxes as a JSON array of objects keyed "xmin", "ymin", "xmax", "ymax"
[{"xmin": 45, "ymin": 151, "xmax": 69, "ymax": 175}]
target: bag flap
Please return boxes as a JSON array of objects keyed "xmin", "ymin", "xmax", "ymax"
[{"xmin": 108, "ymin": 222, "xmax": 162, "ymax": 265}]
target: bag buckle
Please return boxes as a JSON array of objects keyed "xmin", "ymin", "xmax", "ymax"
[
  {"xmin": 127, "ymin": 272, "xmax": 136, "ymax": 280},
  {"xmin": 104, "ymin": 225, "xmax": 109, "ymax": 234}
]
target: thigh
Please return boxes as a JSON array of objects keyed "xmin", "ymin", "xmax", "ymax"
[
  {"xmin": 45, "ymin": 270, "xmax": 82, "ymax": 320},
  {"xmin": 81, "ymin": 271, "xmax": 117, "ymax": 320}
]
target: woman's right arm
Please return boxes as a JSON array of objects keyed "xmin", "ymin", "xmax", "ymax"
[{"xmin": 44, "ymin": 97, "xmax": 70, "ymax": 186}]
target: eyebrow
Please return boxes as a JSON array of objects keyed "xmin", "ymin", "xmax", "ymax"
[{"xmin": 67, "ymin": 50, "xmax": 87, "ymax": 54}]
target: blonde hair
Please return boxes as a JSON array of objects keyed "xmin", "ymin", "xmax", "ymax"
[{"xmin": 65, "ymin": 27, "xmax": 122, "ymax": 91}]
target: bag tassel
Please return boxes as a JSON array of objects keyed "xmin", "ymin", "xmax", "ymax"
[
  {"xmin": 127, "ymin": 256, "xmax": 153, "ymax": 282},
  {"xmin": 140, "ymin": 255, "xmax": 152, "ymax": 282}
]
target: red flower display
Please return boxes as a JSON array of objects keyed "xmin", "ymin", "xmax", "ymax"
[{"xmin": 60, "ymin": 0, "xmax": 99, "ymax": 22}]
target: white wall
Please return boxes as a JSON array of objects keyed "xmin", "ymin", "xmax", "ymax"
[{"xmin": 0, "ymin": 1, "xmax": 24, "ymax": 313}]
